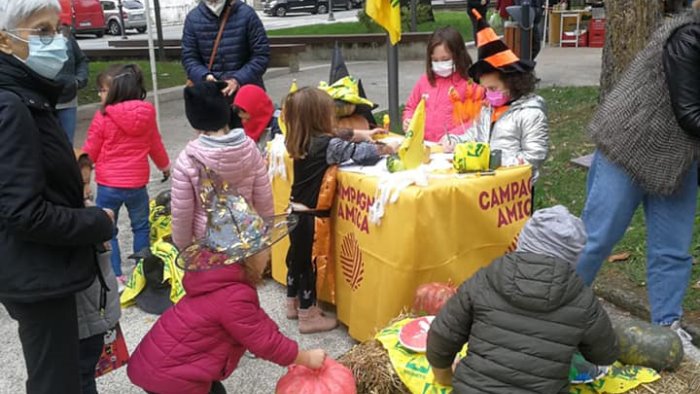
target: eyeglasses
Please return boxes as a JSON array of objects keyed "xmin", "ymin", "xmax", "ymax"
[{"xmin": 7, "ymin": 28, "xmax": 59, "ymax": 45}]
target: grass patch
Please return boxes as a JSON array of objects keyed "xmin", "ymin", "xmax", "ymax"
[
  {"xmin": 267, "ymin": 11, "xmax": 475, "ymax": 39},
  {"xmin": 78, "ymin": 60, "xmax": 185, "ymax": 106}
]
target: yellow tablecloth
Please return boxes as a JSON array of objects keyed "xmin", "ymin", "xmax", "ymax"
[{"xmin": 271, "ymin": 159, "xmax": 533, "ymax": 341}]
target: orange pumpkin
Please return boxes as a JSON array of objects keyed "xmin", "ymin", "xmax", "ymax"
[{"xmin": 412, "ymin": 282, "xmax": 458, "ymax": 316}]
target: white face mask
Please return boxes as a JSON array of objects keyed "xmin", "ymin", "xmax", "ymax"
[
  {"xmin": 205, "ymin": 0, "xmax": 226, "ymax": 15},
  {"xmin": 431, "ymin": 60, "xmax": 454, "ymax": 78}
]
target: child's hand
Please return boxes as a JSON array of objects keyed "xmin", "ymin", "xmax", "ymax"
[
  {"xmin": 296, "ymin": 349, "xmax": 326, "ymax": 369},
  {"xmin": 161, "ymin": 168, "xmax": 171, "ymax": 182},
  {"xmin": 402, "ymin": 117, "xmax": 411, "ymax": 131},
  {"xmin": 440, "ymin": 135, "xmax": 456, "ymax": 153},
  {"xmin": 378, "ymin": 140, "xmax": 401, "ymax": 155}
]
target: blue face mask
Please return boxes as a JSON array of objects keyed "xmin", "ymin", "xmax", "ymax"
[{"xmin": 9, "ymin": 33, "xmax": 68, "ymax": 80}]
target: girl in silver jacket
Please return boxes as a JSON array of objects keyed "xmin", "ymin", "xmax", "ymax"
[{"xmin": 442, "ymin": 10, "xmax": 549, "ymax": 181}]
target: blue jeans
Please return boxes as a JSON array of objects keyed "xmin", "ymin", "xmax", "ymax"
[
  {"xmin": 96, "ymin": 185, "xmax": 150, "ymax": 277},
  {"xmin": 576, "ymin": 151, "xmax": 697, "ymax": 325},
  {"xmin": 57, "ymin": 107, "xmax": 77, "ymax": 144}
]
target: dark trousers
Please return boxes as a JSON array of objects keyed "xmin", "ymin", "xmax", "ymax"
[
  {"xmin": 79, "ymin": 333, "xmax": 105, "ymax": 394},
  {"xmin": 286, "ymin": 215, "xmax": 317, "ymax": 309},
  {"xmin": 2, "ymin": 296, "xmax": 81, "ymax": 394},
  {"xmin": 531, "ymin": 7, "xmax": 544, "ymax": 60}
]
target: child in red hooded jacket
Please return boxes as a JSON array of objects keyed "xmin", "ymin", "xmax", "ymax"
[
  {"xmin": 82, "ymin": 64, "xmax": 170, "ymax": 288},
  {"xmin": 233, "ymin": 84, "xmax": 277, "ymax": 150}
]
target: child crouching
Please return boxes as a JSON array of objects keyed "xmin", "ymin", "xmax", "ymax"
[{"xmin": 427, "ymin": 205, "xmax": 619, "ymax": 393}]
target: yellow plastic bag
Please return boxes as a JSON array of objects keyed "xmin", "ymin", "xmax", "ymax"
[
  {"xmin": 149, "ymin": 200, "xmax": 171, "ymax": 245},
  {"xmin": 376, "ymin": 318, "xmax": 660, "ymax": 394},
  {"xmin": 376, "ymin": 318, "xmax": 467, "ymax": 394},
  {"xmin": 453, "ymin": 142, "xmax": 490, "ymax": 173}
]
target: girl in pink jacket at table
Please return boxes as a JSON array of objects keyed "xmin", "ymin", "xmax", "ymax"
[
  {"xmin": 169, "ymin": 81, "xmax": 273, "ymax": 250},
  {"xmin": 127, "ymin": 81, "xmax": 325, "ymax": 394},
  {"xmin": 403, "ymin": 27, "xmax": 484, "ymax": 142},
  {"xmin": 82, "ymin": 64, "xmax": 170, "ymax": 288}
]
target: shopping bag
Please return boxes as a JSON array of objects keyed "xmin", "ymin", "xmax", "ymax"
[{"xmin": 94, "ymin": 323, "xmax": 130, "ymax": 378}]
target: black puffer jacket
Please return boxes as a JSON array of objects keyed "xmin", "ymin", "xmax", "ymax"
[
  {"xmin": 0, "ymin": 55, "xmax": 113, "ymax": 302},
  {"xmin": 663, "ymin": 19, "xmax": 700, "ymax": 138},
  {"xmin": 427, "ymin": 252, "xmax": 619, "ymax": 394}
]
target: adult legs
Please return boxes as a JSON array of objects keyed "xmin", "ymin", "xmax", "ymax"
[
  {"xmin": 57, "ymin": 107, "xmax": 77, "ymax": 145},
  {"xmin": 643, "ymin": 164, "xmax": 697, "ymax": 325},
  {"xmin": 576, "ymin": 151, "xmax": 644, "ymax": 285},
  {"xmin": 2, "ymin": 296, "xmax": 81, "ymax": 394}
]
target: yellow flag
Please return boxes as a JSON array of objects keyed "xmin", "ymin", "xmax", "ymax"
[
  {"xmin": 366, "ymin": 0, "xmax": 401, "ymax": 45},
  {"xmin": 278, "ymin": 79, "xmax": 298, "ymax": 136},
  {"xmin": 398, "ymin": 97, "xmax": 425, "ymax": 169}
]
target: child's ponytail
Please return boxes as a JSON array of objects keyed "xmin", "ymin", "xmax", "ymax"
[{"xmin": 102, "ymin": 64, "xmax": 147, "ymax": 112}]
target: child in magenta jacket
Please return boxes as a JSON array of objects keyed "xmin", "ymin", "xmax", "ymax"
[
  {"xmin": 128, "ymin": 82, "xmax": 325, "ymax": 394},
  {"xmin": 82, "ymin": 64, "xmax": 170, "ymax": 286},
  {"xmin": 170, "ymin": 82, "xmax": 273, "ymax": 251},
  {"xmin": 403, "ymin": 27, "xmax": 482, "ymax": 142}
]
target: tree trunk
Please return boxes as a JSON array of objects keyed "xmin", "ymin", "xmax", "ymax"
[{"xmin": 599, "ymin": 0, "xmax": 663, "ymax": 101}]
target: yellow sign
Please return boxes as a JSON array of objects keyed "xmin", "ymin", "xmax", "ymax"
[
  {"xmin": 399, "ymin": 97, "xmax": 426, "ymax": 170},
  {"xmin": 271, "ymin": 158, "xmax": 533, "ymax": 340},
  {"xmin": 366, "ymin": 0, "xmax": 401, "ymax": 45}
]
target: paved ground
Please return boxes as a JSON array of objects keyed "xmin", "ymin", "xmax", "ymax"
[
  {"xmin": 77, "ymin": 10, "xmax": 359, "ymax": 50},
  {"xmin": 2, "ymin": 46, "xmax": 677, "ymax": 393}
]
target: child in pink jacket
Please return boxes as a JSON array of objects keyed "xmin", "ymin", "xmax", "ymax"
[
  {"xmin": 127, "ymin": 82, "xmax": 325, "ymax": 394},
  {"xmin": 403, "ymin": 27, "xmax": 482, "ymax": 142},
  {"xmin": 82, "ymin": 64, "xmax": 170, "ymax": 287},
  {"xmin": 170, "ymin": 82, "xmax": 273, "ymax": 250}
]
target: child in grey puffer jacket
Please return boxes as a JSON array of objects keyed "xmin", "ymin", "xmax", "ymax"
[
  {"xmin": 76, "ymin": 249, "xmax": 121, "ymax": 394},
  {"xmin": 427, "ymin": 206, "xmax": 619, "ymax": 393}
]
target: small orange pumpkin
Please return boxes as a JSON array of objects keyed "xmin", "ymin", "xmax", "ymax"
[{"xmin": 412, "ymin": 281, "xmax": 458, "ymax": 316}]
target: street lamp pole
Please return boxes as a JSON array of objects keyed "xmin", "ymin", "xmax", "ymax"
[
  {"xmin": 117, "ymin": 0, "xmax": 128, "ymax": 39},
  {"xmin": 328, "ymin": 0, "xmax": 335, "ymax": 21}
]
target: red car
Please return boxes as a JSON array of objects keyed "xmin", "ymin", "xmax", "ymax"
[{"xmin": 60, "ymin": 0, "xmax": 107, "ymax": 37}]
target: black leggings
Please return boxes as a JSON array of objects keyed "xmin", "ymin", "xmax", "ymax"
[{"xmin": 286, "ymin": 215, "xmax": 317, "ymax": 309}]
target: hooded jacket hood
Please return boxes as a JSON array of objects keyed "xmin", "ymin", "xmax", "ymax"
[
  {"xmin": 182, "ymin": 263, "xmax": 251, "ymax": 297},
  {"xmin": 104, "ymin": 100, "xmax": 157, "ymax": 137},
  {"xmin": 233, "ymin": 84, "xmax": 273, "ymax": 142},
  {"xmin": 486, "ymin": 252, "xmax": 583, "ymax": 312}
]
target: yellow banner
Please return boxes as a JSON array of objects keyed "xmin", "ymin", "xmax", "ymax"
[
  {"xmin": 366, "ymin": 0, "xmax": 402, "ymax": 45},
  {"xmin": 272, "ymin": 160, "xmax": 533, "ymax": 340}
]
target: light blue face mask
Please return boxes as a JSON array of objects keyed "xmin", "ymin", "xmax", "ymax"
[{"xmin": 8, "ymin": 33, "xmax": 68, "ymax": 80}]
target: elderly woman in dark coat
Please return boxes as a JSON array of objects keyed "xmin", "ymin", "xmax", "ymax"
[{"xmin": 0, "ymin": 1, "xmax": 114, "ymax": 393}]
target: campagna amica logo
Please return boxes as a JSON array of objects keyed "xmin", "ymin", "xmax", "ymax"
[{"xmin": 340, "ymin": 233, "xmax": 364, "ymax": 291}]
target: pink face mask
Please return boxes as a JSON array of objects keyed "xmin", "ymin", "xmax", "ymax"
[{"xmin": 485, "ymin": 90, "xmax": 511, "ymax": 107}]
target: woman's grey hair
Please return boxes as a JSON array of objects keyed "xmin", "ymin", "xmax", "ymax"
[{"xmin": 0, "ymin": 0, "xmax": 61, "ymax": 31}]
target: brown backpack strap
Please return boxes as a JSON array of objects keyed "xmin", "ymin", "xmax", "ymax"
[{"xmin": 208, "ymin": 0, "xmax": 235, "ymax": 71}]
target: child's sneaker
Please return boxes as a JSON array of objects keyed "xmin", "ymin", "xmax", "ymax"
[
  {"xmin": 569, "ymin": 352, "xmax": 609, "ymax": 384},
  {"xmin": 116, "ymin": 275, "xmax": 128, "ymax": 293}
]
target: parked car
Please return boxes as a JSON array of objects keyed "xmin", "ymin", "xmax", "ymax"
[
  {"xmin": 100, "ymin": 0, "xmax": 147, "ymax": 36},
  {"xmin": 59, "ymin": 0, "xmax": 106, "ymax": 37},
  {"xmin": 263, "ymin": 0, "xmax": 359, "ymax": 17}
]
